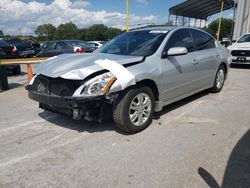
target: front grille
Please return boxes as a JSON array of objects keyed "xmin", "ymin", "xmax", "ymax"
[
  {"xmin": 33, "ymin": 75, "xmax": 83, "ymax": 96},
  {"xmin": 231, "ymin": 50, "xmax": 250, "ymax": 57},
  {"xmin": 232, "ymin": 59, "xmax": 250, "ymax": 63}
]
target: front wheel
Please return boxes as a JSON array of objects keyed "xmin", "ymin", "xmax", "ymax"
[
  {"xmin": 113, "ymin": 86, "xmax": 155, "ymax": 134},
  {"xmin": 210, "ymin": 65, "xmax": 226, "ymax": 93}
]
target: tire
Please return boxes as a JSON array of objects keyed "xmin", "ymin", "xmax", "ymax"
[
  {"xmin": 13, "ymin": 66, "xmax": 21, "ymax": 75},
  {"xmin": 113, "ymin": 85, "xmax": 155, "ymax": 134},
  {"xmin": 210, "ymin": 65, "xmax": 226, "ymax": 93}
]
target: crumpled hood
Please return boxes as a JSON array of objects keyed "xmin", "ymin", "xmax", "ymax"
[
  {"xmin": 36, "ymin": 53, "xmax": 144, "ymax": 79},
  {"xmin": 228, "ymin": 42, "xmax": 250, "ymax": 50}
]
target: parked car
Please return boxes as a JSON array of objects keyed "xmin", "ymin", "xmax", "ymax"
[
  {"xmin": 228, "ymin": 33, "xmax": 250, "ymax": 65},
  {"xmin": 0, "ymin": 39, "xmax": 21, "ymax": 75},
  {"xmin": 26, "ymin": 26, "xmax": 229, "ymax": 133},
  {"xmin": 36, "ymin": 40, "xmax": 96, "ymax": 57},
  {"xmin": 66, "ymin": 40, "xmax": 97, "ymax": 52},
  {"xmin": 6, "ymin": 39, "xmax": 35, "ymax": 58},
  {"xmin": 88, "ymin": 41, "xmax": 105, "ymax": 48},
  {"xmin": 0, "ymin": 65, "xmax": 8, "ymax": 92}
]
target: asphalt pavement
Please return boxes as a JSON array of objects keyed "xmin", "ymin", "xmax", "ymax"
[{"xmin": 0, "ymin": 65, "xmax": 249, "ymax": 188}]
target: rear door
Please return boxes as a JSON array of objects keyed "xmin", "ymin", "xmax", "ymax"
[
  {"xmin": 160, "ymin": 29, "xmax": 199, "ymax": 101},
  {"xmin": 190, "ymin": 29, "xmax": 218, "ymax": 87}
]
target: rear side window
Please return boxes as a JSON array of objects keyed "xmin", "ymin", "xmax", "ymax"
[
  {"xmin": 191, "ymin": 30, "xmax": 215, "ymax": 50},
  {"xmin": 56, "ymin": 42, "xmax": 71, "ymax": 49},
  {"xmin": 165, "ymin": 29, "xmax": 194, "ymax": 52}
]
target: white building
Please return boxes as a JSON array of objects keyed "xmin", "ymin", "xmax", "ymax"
[{"xmin": 233, "ymin": 0, "xmax": 250, "ymax": 40}]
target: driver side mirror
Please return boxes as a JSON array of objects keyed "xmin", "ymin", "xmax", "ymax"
[{"xmin": 162, "ymin": 47, "xmax": 188, "ymax": 58}]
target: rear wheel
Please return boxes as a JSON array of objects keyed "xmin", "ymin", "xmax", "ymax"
[
  {"xmin": 113, "ymin": 86, "xmax": 155, "ymax": 134},
  {"xmin": 210, "ymin": 65, "xmax": 226, "ymax": 93}
]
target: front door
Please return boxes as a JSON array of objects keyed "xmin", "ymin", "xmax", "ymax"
[{"xmin": 159, "ymin": 29, "xmax": 199, "ymax": 101}]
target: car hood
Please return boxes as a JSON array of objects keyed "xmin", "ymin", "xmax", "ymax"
[
  {"xmin": 228, "ymin": 42, "xmax": 250, "ymax": 50},
  {"xmin": 36, "ymin": 53, "xmax": 144, "ymax": 79}
]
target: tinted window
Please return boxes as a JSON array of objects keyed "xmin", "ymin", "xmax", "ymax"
[
  {"xmin": 68, "ymin": 40, "xmax": 88, "ymax": 47},
  {"xmin": 56, "ymin": 42, "xmax": 71, "ymax": 49},
  {"xmin": 46, "ymin": 43, "xmax": 56, "ymax": 50},
  {"xmin": 96, "ymin": 30, "xmax": 168, "ymax": 56},
  {"xmin": 191, "ymin": 30, "xmax": 215, "ymax": 50},
  {"xmin": 165, "ymin": 29, "xmax": 194, "ymax": 52}
]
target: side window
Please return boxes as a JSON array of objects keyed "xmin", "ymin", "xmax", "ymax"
[
  {"xmin": 41, "ymin": 42, "xmax": 50, "ymax": 49},
  {"xmin": 56, "ymin": 42, "xmax": 71, "ymax": 49},
  {"xmin": 191, "ymin": 30, "xmax": 215, "ymax": 50},
  {"xmin": 165, "ymin": 29, "xmax": 194, "ymax": 52},
  {"xmin": 45, "ymin": 43, "xmax": 56, "ymax": 50}
]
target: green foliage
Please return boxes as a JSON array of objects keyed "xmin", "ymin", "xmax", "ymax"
[
  {"xmin": 205, "ymin": 18, "xmax": 234, "ymax": 40},
  {"xmin": 86, "ymin": 24, "xmax": 109, "ymax": 41},
  {"xmin": 35, "ymin": 23, "xmax": 122, "ymax": 42},
  {"xmin": 54, "ymin": 22, "xmax": 78, "ymax": 40},
  {"xmin": 35, "ymin": 23, "xmax": 56, "ymax": 41}
]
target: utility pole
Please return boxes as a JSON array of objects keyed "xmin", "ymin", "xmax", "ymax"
[
  {"xmin": 217, "ymin": 0, "xmax": 224, "ymax": 41},
  {"xmin": 126, "ymin": 0, "xmax": 130, "ymax": 32}
]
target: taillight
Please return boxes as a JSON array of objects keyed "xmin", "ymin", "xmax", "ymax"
[
  {"xmin": 11, "ymin": 45, "xmax": 17, "ymax": 54},
  {"xmin": 75, "ymin": 48, "xmax": 85, "ymax": 53}
]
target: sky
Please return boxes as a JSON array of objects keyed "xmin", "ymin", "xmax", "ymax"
[{"xmin": 0, "ymin": 0, "xmax": 234, "ymax": 35}]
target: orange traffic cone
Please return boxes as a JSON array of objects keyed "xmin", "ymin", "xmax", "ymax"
[{"xmin": 27, "ymin": 64, "xmax": 34, "ymax": 81}]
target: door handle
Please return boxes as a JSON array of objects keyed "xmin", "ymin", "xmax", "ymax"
[{"xmin": 192, "ymin": 59, "xmax": 199, "ymax": 65}]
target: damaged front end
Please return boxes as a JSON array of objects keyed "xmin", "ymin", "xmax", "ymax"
[{"xmin": 26, "ymin": 73, "xmax": 118, "ymax": 122}]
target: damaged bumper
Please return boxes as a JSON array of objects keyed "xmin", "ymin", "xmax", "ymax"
[{"xmin": 26, "ymin": 85, "xmax": 113, "ymax": 121}]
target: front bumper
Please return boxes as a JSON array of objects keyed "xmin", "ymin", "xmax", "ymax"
[
  {"xmin": 229, "ymin": 56, "xmax": 250, "ymax": 65},
  {"xmin": 27, "ymin": 86, "xmax": 113, "ymax": 121}
]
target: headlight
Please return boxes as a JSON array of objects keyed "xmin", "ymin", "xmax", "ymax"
[{"xmin": 73, "ymin": 72, "xmax": 117, "ymax": 97}]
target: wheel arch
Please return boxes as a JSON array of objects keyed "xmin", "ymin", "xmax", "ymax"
[
  {"xmin": 136, "ymin": 79, "xmax": 159, "ymax": 101},
  {"xmin": 220, "ymin": 62, "xmax": 228, "ymax": 79}
]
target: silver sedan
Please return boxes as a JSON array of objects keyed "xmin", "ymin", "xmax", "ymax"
[{"xmin": 27, "ymin": 26, "xmax": 230, "ymax": 134}]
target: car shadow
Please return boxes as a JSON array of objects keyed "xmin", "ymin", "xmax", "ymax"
[
  {"xmin": 8, "ymin": 82, "xmax": 26, "ymax": 90},
  {"xmin": 38, "ymin": 111, "xmax": 125, "ymax": 134},
  {"xmin": 38, "ymin": 90, "xmax": 210, "ymax": 134},
  {"xmin": 198, "ymin": 128, "xmax": 250, "ymax": 188},
  {"xmin": 153, "ymin": 90, "xmax": 209, "ymax": 120}
]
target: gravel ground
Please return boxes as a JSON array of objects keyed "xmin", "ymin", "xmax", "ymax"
[{"xmin": 0, "ymin": 65, "xmax": 249, "ymax": 188}]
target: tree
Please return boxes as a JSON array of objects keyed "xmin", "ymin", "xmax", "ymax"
[
  {"xmin": 86, "ymin": 24, "xmax": 109, "ymax": 41},
  {"xmin": 76, "ymin": 28, "xmax": 87, "ymax": 40},
  {"xmin": 206, "ymin": 18, "xmax": 234, "ymax": 40},
  {"xmin": 54, "ymin": 22, "xmax": 78, "ymax": 40},
  {"xmin": 35, "ymin": 24, "xmax": 56, "ymax": 41}
]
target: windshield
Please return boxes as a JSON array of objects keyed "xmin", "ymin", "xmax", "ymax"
[
  {"xmin": 96, "ymin": 30, "xmax": 168, "ymax": 56},
  {"xmin": 237, "ymin": 34, "xmax": 250, "ymax": 43}
]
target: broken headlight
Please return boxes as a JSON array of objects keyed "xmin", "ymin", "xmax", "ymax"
[{"xmin": 73, "ymin": 72, "xmax": 117, "ymax": 97}]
